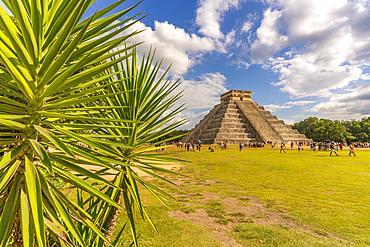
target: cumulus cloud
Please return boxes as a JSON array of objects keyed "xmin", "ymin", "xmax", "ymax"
[
  {"xmin": 241, "ymin": 20, "xmax": 253, "ymax": 33},
  {"xmin": 175, "ymin": 72, "xmax": 228, "ymax": 110},
  {"xmin": 264, "ymin": 100, "xmax": 315, "ymax": 112},
  {"xmin": 122, "ymin": 20, "xmax": 215, "ymax": 75},
  {"xmin": 311, "ymin": 84, "xmax": 370, "ymax": 118},
  {"xmin": 250, "ymin": 8, "xmax": 288, "ymax": 63},
  {"xmin": 196, "ymin": 0, "xmax": 241, "ymax": 39},
  {"xmin": 264, "ymin": 104, "xmax": 292, "ymax": 112},
  {"xmin": 173, "ymin": 110, "xmax": 211, "ymax": 130},
  {"xmin": 281, "ymin": 118, "xmax": 295, "ymax": 125},
  {"xmin": 168, "ymin": 72, "xmax": 229, "ymax": 129},
  {"xmin": 250, "ymin": 0, "xmax": 370, "ymax": 98}
]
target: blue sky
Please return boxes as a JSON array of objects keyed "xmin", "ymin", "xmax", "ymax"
[{"xmin": 4, "ymin": 0, "xmax": 370, "ymax": 129}]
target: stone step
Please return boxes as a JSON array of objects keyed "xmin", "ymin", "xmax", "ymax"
[
  {"xmin": 204, "ymin": 127, "xmax": 253, "ymax": 134},
  {"xmin": 214, "ymin": 138, "xmax": 257, "ymax": 144},
  {"xmin": 207, "ymin": 123, "xmax": 250, "ymax": 129},
  {"xmin": 269, "ymin": 120, "xmax": 286, "ymax": 125},
  {"xmin": 236, "ymin": 101, "xmax": 283, "ymax": 143},
  {"xmin": 211, "ymin": 118, "xmax": 247, "ymax": 125},
  {"xmin": 213, "ymin": 112, "xmax": 244, "ymax": 119},
  {"xmin": 216, "ymin": 133, "xmax": 256, "ymax": 139}
]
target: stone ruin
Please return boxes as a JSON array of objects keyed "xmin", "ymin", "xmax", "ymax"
[{"xmin": 182, "ymin": 90, "xmax": 311, "ymax": 144}]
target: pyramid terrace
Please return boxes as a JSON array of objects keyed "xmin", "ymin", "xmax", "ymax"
[{"xmin": 183, "ymin": 90, "xmax": 311, "ymax": 144}]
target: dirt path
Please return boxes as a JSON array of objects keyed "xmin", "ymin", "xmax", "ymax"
[{"xmin": 166, "ymin": 177, "xmax": 351, "ymax": 247}]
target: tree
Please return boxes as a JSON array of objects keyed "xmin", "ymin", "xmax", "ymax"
[
  {"xmin": 0, "ymin": 0, "xmax": 184, "ymax": 246},
  {"xmin": 306, "ymin": 119, "xmax": 351, "ymax": 142},
  {"xmin": 292, "ymin": 117, "xmax": 318, "ymax": 140}
]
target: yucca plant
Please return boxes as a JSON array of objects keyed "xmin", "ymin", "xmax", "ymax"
[
  {"xmin": 69, "ymin": 48, "xmax": 187, "ymax": 246},
  {"xmin": 0, "ymin": 0, "xmax": 162, "ymax": 245}
]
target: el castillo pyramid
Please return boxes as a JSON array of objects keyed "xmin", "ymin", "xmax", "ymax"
[{"xmin": 182, "ymin": 90, "xmax": 310, "ymax": 144}]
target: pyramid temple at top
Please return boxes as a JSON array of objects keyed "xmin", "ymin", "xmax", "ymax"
[{"xmin": 182, "ymin": 90, "xmax": 311, "ymax": 144}]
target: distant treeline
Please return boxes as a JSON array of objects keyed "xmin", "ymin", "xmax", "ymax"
[{"xmin": 292, "ymin": 117, "xmax": 370, "ymax": 142}]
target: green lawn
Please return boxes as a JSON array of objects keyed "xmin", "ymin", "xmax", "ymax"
[{"xmin": 115, "ymin": 147, "xmax": 370, "ymax": 246}]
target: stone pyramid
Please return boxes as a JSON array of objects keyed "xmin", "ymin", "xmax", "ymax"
[{"xmin": 182, "ymin": 90, "xmax": 310, "ymax": 144}]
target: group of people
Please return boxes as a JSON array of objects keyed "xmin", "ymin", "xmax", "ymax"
[
  {"xmin": 182, "ymin": 142, "xmax": 202, "ymax": 152},
  {"xmin": 279, "ymin": 141, "xmax": 357, "ymax": 156},
  {"xmin": 172, "ymin": 140, "xmax": 362, "ymax": 157}
]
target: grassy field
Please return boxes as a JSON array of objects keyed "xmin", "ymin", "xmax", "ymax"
[{"xmin": 115, "ymin": 146, "xmax": 370, "ymax": 246}]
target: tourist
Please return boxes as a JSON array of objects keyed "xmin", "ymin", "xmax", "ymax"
[
  {"xmin": 239, "ymin": 143, "xmax": 242, "ymax": 151},
  {"xmin": 208, "ymin": 147, "xmax": 214, "ymax": 152},
  {"xmin": 291, "ymin": 142, "xmax": 294, "ymax": 149},
  {"xmin": 312, "ymin": 142, "xmax": 317, "ymax": 153},
  {"xmin": 280, "ymin": 143, "xmax": 286, "ymax": 153},
  {"xmin": 330, "ymin": 143, "xmax": 339, "ymax": 156},
  {"xmin": 298, "ymin": 142, "xmax": 302, "ymax": 154},
  {"xmin": 221, "ymin": 142, "xmax": 224, "ymax": 151},
  {"xmin": 339, "ymin": 142, "xmax": 343, "ymax": 151},
  {"xmin": 349, "ymin": 143, "xmax": 356, "ymax": 156}
]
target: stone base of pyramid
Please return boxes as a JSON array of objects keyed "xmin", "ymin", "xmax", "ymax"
[{"xmin": 182, "ymin": 90, "xmax": 311, "ymax": 144}]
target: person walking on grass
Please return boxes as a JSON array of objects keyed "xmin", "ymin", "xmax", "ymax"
[
  {"xmin": 280, "ymin": 143, "xmax": 286, "ymax": 153},
  {"xmin": 349, "ymin": 143, "xmax": 356, "ymax": 156},
  {"xmin": 330, "ymin": 143, "xmax": 339, "ymax": 156},
  {"xmin": 312, "ymin": 142, "xmax": 317, "ymax": 153},
  {"xmin": 298, "ymin": 142, "xmax": 302, "ymax": 154}
]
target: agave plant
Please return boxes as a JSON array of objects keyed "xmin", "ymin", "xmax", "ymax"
[
  {"xmin": 69, "ymin": 48, "xmax": 187, "ymax": 246},
  {"xmin": 0, "ymin": 0, "xmax": 162, "ymax": 245}
]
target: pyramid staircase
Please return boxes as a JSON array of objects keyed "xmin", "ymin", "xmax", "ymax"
[{"xmin": 183, "ymin": 101, "xmax": 258, "ymax": 144}]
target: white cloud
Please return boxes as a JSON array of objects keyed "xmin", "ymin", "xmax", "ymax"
[
  {"xmin": 123, "ymin": 21, "xmax": 215, "ymax": 75},
  {"xmin": 286, "ymin": 100, "xmax": 316, "ymax": 106},
  {"xmin": 230, "ymin": 60, "xmax": 251, "ymax": 69},
  {"xmin": 281, "ymin": 118, "xmax": 294, "ymax": 125},
  {"xmin": 241, "ymin": 20, "xmax": 253, "ymax": 33},
  {"xmin": 176, "ymin": 72, "xmax": 228, "ymax": 110},
  {"xmin": 264, "ymin": 100, "xmax": 315, "ymax": 112},
  {"xmin": 250, "ymin": 8, "xmax": 288, "ymax": 63},
  {"xmin": 264, "ymin": 103, "xmax": 292, "ymax": 112},
  {"xmin": 196, "ymin": 0, "xmax": 241, "ymax": 39},
  {"xmin": 174, "ymin": 110, "xmax": 211, "ymax": 130},
  {"xmin": 249, "ymin": 0, "xmax": 370, "ymax": 98},
  {"xmin": 169, "ymin": 72, "xmax": 229, "ymax": 129},
  {"xmin": 311, "ymin": 84, "xmax": 370, "ymax": 118}
]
